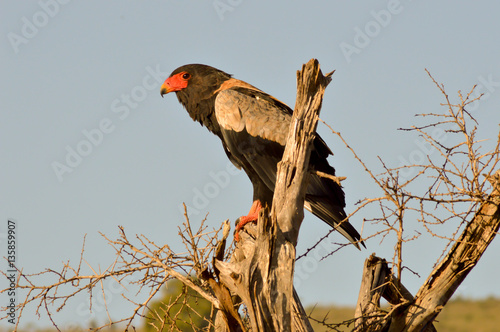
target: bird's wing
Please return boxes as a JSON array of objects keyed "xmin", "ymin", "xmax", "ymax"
[
  {"xmin": 215, "ymin": 87, "xmax": 289, "ymax": 191},
  {"xmin": 215, "ymin": 86, "xmax": 363, "ymax": 248},
  {"xmin": 215, "ymin": 87, "xmax": 292, "ymax": 144}
]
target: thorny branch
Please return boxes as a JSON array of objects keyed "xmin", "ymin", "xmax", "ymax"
[
  {"xmin": 303, "ymin": 70, "xmax": 499, "ymax": 331},
  {"xmin": 1, "ymin": 204, "xmax": 228, "ymax": 331},
  {"xmin": 1, "ymin": 66, "xmax": 498, "ymax": 332},
  {"xmin": 313, "ymin": 71, "xmax": 499, "ymax": 283}
]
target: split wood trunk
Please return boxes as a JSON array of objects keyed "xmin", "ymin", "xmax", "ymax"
[{"xmin": 211, "ymin": 59, "xmax": 332, "ymax": 331}]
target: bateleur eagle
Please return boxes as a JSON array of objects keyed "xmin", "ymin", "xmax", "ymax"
[{"xmin": 161, "ymin": 64, "xmax": 363, "ymax": 249}]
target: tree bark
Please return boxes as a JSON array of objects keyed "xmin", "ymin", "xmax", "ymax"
[
  {"xmin": 354, "ymin": 255, "xmax": 393, "ymax": 332},
  {"xmin": 213, "ymin": 59, "xmax": 332, "ymax": 331},
  {"xmin": 354, "ymin": 255, "xmax": 436, "ymax": 332}
]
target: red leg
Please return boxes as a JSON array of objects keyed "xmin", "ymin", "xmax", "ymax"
[{"xmin": 235, "ymin": 200, "xmax": 262, "ymax": 241}]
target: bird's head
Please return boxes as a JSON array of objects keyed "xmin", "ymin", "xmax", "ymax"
[
  {"xmin": 160, "ymin": 70, "xmax": 190, "ymax": 96},
  {"xmin": 160, "ymin": 64, "xmax": 232, "ymax": 98}
]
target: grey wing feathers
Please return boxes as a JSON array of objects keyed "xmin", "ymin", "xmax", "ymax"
[
  {"xmin": 215, "ymin": 89, "xmax": 291, "ymax": 145},
  {"xmin": 215, "ymin": 87, "xmax": 363, "ymax": 248}
]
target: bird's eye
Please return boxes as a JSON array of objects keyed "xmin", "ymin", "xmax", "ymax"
[{"xmin": 182, "ymin": 73, "xmax": 191, "ymax": 80}]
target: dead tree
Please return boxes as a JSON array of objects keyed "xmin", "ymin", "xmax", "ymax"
[
  {"xmin": 354, "ymin": 170, "xmax": 500, "ymax": 332},
  {"xmin": 204, "ymin": 58, "xmax": 332, "ymax": 331},
  {"xmin": 2, "ymin": 60, "xmax": 499, "ymax": 332},
  {"xmin": 0, "ymin": 59, "xmax": 331, "ymax": 332},
  {"xmin": 352, "ymin": 72, "xmax": 500, "ymax": 331}
]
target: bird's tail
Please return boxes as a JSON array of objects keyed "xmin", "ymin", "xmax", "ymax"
[{"xmin": 305, "ymin": 170, "xmax": 365, "ymax": 249}]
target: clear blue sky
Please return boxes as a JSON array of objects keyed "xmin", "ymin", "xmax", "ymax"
[{"xmin": 1, "ymin": 0, "xmax": 500, "ymax": 328}]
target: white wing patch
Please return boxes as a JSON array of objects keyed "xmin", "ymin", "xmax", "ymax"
[
  {"xmin": 215, "ymin": 89, "xmax": 290, "ymax": 144},
  {"xmin": 215, "ymin": 90, "xmax": 245, "ymax": 132}
]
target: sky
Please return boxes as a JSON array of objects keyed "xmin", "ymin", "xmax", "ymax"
[{"xmin": 1, "ymin": 0, "xmax": 500, "ymax": 329}]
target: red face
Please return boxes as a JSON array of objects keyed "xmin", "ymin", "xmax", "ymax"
[{"xmin": 160, "ymin": 71, "xmax": 191, "ymax": 96}]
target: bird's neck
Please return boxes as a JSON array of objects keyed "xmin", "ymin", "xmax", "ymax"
[{"xmin": 179, "ymin": 94, "xmax": 222, "ymax": 137}]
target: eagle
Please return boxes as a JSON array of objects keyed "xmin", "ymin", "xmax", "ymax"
[{"xmin": 161, "ymin": 64, "xmax": 363, "ymax": 248}]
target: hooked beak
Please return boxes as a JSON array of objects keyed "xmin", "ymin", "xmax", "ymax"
[
  {"xmin": 160, "ymin": 83, "xmax": 171, "ymax": 98},
  {"xmin": 161, "ymin": 73, "xmax": 188, "ymax": 97}
]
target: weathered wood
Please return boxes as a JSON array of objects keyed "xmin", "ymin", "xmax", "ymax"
[
  {"xmin": 204, "ymin": 220, "xmax": 245, "ymax": 332},
  {"xmin": 354, "ymin": 170, "xmax": 500, "ymax": 332},
  {"xmin": 396, "ymin": 170, "xmax": 500, "ymax": 332},
  {"xmin": 215, "ymin": 218, "xmax": 315, "ymax": 331},
  {"xmin": 353, "ymin": 255, "xmax": 436, "ymax": 332},
  {"xmin": 214, "ymin": 59, "xmax": 332, "ymax": 331},
  {"xmin": 272, "ymin": 59, "xmax": 333, "ymax": 245},
  {"xmin": 354, "ymin": 255, "xmax": 392, "ymax": 332},
  {"xmin": 292, "ymin": 288, "xmax": 315, "ymax": 332}
]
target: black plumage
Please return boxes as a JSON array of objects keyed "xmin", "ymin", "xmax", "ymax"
[{"xmin": 161, "ymin": 64, "xmax": 363, "ymax": 248}]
